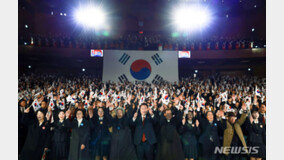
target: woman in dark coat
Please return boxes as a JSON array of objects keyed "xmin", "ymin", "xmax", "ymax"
[
  {"xmin": 179, "ymin": 111, "xmax": 200, "ymax": 160},
  {"xmin": 65, "ymin": 109, "xmax": 90, "ymax": 160},
  {"xmin": 155, "ymin": 108, "xmax": 184, "ymax": 160},
  {"xmin": 247, "ymin": 110, "xmax": 266, "ymax": 160},
  {"xmin": 50, "ymin": 107, "xmax": 69, "ymax": 160},
  {"xmin": 109, "ymin": 107, "xmax": 138, "ymax": 160},
  {"xmin": 21, "ymin": 108, "xmax": 51, "ymax": 160},
  {"xmin": 197, "ymin": 111, "xmax": 221, "ymax": 160},
  {"xmin": 89, "ymin": 107, "xmax": 112, "ymax": 160}
]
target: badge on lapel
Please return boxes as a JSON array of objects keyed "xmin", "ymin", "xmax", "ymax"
[
  {"xmin": 192, "ymin": 124, "xmax": 195, "ymax": 127},
  {"xmin": 42, "ymin": 126, "xmax": 46, "ymax": 130},
  {"xmin": 80, "ymin": 123, "xmax": 84, "ymax": 127},
  {"xmin": 260, "ymin": 125, "xmax": 263, "ymax": 128}
]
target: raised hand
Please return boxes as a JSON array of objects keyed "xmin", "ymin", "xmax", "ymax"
[
  {"xmin": 249, "ymin": 115, "xmax": 253, "ymax": 124},
  {"xmin": 65, "ymin": 109, "xmax": 71, "ymax": 118},
  {"xmin": 195, "ymin": 119, "xmax": 199, "ymax": 127},
  {"xmin": 80, "ymin": 144, "xmax": 85, "ymax": 150},
  {"xmin": 133, "ymin": 112, "xmax": 138, "ymax": 119},
  {"xmin": 182, "ymin": 117, "xmax": 186, "ymax": 125},
  {"xmin": 24, "ymin": 107, "xmax": 30, "ymax": 113},
  {"xmin": 148, "ymin": 108, "xmax": 154, "ymax": 116}
]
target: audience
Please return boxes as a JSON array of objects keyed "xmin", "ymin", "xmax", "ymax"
[{"xmin": 18, "ymin": 73, "xmax": 266, "ymax": 160}]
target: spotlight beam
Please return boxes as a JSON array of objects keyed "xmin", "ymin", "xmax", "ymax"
[{"xmin": 172, "ymin": 5, "xmax": 212, "ymax": 32}]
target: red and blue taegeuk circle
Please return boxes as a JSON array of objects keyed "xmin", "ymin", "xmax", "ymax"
[{"xmin": 130, "ymin": 59, "xmax": 152, "ymax": 80}]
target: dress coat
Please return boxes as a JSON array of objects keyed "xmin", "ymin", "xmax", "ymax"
[
  {"xmin": 65, "ymin": 118, "xmax": 90, "ymax": 160},
  {"xmin": 21, "ymin": 113, "xmax": 51, "ymax": 160},
  {"xmin": 109, "ymin": 116, "xmax": 138, "ymax": 160}
]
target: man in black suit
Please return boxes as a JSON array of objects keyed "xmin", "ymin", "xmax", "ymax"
[
  {"xmin": 130, "ymin": 103, "xmax": 157, "ymax": 160},
  {"xmin": 197, "ymin": 111, "xmax": 222, "ymax": 160}
]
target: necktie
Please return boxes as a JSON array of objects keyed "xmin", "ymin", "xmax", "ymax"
[
  {"xmin": 142, "ymin": 116, "xmax": 146, "ymax": 142},
  {"xmin": 262, "ymin": 116, "xmax": 265, "ymax": 125}
]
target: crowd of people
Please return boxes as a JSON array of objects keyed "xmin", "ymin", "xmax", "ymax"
[
  {"xmin": 18, "ymin": 73, "xmax": 266, "ymax": 160},
  {"xmin": 19, "ymin": 32, "xmax": 266, "ymax": 51}
]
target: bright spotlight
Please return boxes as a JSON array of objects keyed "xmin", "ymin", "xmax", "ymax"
[
  {"xmin": 195, "ymin": 70, "xmax": 198, "ymax": 73},
  {"xmin": 82, "ymin": 68, "xmax": 86, "ymax": 72},
  {"xmin": 74, "ymin": 6, "xmax": 106, "ymax": 29},
  {"xmin": 172, "ymin": 5, "xmax": 212, "ymax": 32}
]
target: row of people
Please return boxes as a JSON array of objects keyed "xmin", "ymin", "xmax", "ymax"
[
  {"xmin": 19, "ymin": 33, "xmax": 265, "ymax": 50},
  {"xmin": 19, "ymin": 99, "xmax": 265, "ymax": 160}
]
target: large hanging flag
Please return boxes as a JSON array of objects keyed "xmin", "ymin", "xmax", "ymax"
[{"xmin": 102, "ymin": 50, "xmax": 179, "ymax": 83}]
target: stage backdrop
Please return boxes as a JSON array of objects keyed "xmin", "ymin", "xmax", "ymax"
[{"xmin": 102, "ymin": 50, "xmax": 179, "ymax": 83}]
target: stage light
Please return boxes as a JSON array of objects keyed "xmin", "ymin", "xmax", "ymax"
[
  {"xmin": 252, "ymin": 28, "xmax": 255, "ymax": 32},
  {"xmin": 195, "ymin": 70, "xmax": 198, "ymax": 73},
  {"xmin": 82, "ymin": 68, "xmax": 86, "ymax": 72},
  {"xmin": 60, "ymin": 13, "xmax": 63, "ymax": 16},
  {"xmin": 248, "ymin": 68, "xmax": 251, "ymax": 71},
  {"xmin": 25, "ymin": 25, "xmax": 28, "ymax": 28},
  {"xmin": 28, "ymin": 65, "xmax": 31, "ymax": 69},
  {"xmin": 172, "ymin": 5, "xmax": 212, "ymax": 32},
  {"xmin": 74, "ymin": 5, "xmax": 106, "ymax": 29},
  {"xmin": 103, "ymin": 31, "xmax": 109, "ymax": 37},
  {"xmin": 172, "ymin": 32, "xmax": 179, "ymax": 38},
  {"xmin": 24, "ymin": 42, "xmax": 27, "ymax": 45},
  {"xmin": 51, "ymin": 11, "xmax": 53, "ymax": 15},
  {"xmin": 226, "ymin": 14, "xmax": 229, "ymax": 18},
  {"xmin": 64, "ymin": 13, "xmax": 67, "ymax": 16}
]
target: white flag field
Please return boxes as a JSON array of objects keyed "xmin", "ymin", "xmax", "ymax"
[{"xmin": 102, "ymin": 50, "xmax": 179, "ymax": 83}]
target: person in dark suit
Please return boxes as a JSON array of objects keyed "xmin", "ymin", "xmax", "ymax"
[
  {"xmin": 130, "ymin": 103, "xmax": 157, "ymax": 160},
  {"xmin": 248, "ymin": 109, "xmax": 266, "ymax": 160},
  {"xmin": 65, "ymin": 109, "xmax": 90, "ymax": 160},
  {"xmin": 179, "ymin": 111, "xmax": 200, "ymax": 160},
  {"xmin": 197, "ymin": 110, "xmax": 221, "ymax": 160},
  {"xmin": 18, "ymin": 99, "xmax": 28, "ymax": 154},
  {"xmin": 50, "ymin": 107, "xmax": 70, "ymax": 160},
  {"xmin": 155, "ymin": 108, "xmax": 184, "ymax": 160},
  {"xmin": 109, "ymin": 107, "xmax": 138, "ymax": 160},
  {"xmin": 89, "ymin": 107, "xmax": 112, "ymax": 160},
  {"xmin": 20, "ymin": 108, "xmax": 51, "ymax": 160}
]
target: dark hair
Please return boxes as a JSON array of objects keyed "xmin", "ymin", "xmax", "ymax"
[
  {"xmin": 36, "ymin": 108, "xmax": 47, "ymax": 117},
  {"xmin": 140, "ymin": 103, "xmax": 148, "ymax": 107},
  {"xmin": 205, "ymin": 110, "xmax": 214, "ymax": 117},
  {"xmin": 75, "ymin": 109, "xmax": 85, "ymax": 117}
]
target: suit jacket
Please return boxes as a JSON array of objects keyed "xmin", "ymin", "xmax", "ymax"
[
  {"xmin": 197, "ymin": 114, "xmax": 221, "ymax": 147},
  {"xmin": 222, "ymin": 113, "xmax": 248, "ymax": 155},
  {"xmin": 130, "ymin": 113, "xmax": 157, "ymax": 145}
]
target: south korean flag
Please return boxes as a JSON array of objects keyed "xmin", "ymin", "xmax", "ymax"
[{"xmin": 102, "ymin": 50, "xmax": 179, "ymax": 83}]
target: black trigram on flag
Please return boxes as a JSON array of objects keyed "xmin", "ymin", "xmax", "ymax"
[
  {"xmin": 151, "ymin": 53, "xmax": 163, "ymax": 65},
  {"xmin": 152, "ymin": 74, "xmax": 164, "ymax": 85},
  {"xmin": 118, "ymin": 53, "xmax": 130, "ymax": 65},
  {"xmin": 118, "ymin": 74, "xmax": 129, "ymax": 83}
]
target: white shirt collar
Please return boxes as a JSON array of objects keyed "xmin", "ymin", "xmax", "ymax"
[{"xmin": 78, "ymin": 118, "xmax": 83, "ymax": 127}]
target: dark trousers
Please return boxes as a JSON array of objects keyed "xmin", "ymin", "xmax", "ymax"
[{"xmin": 136, "ymin": 141, "xmax": 154, "ymax": 160}]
